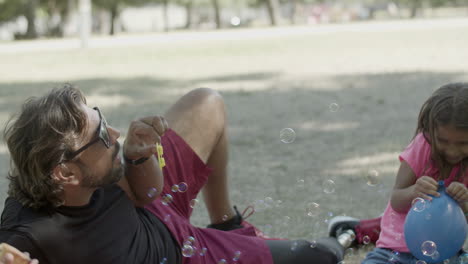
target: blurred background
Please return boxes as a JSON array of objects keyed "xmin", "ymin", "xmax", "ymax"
[
  {"xmin": 1, "ymin": 0, "xmax": 468, "ymax": 263},
  {"xmin": 0, "ymin": 0, "xmax": 468, "ymax": 41}
]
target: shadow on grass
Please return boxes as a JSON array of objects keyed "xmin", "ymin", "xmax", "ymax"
[{"xmin": 0, "ymin": 70, "xmax": 467, "ymax": 248}]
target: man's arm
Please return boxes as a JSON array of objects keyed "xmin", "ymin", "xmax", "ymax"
[
  {"xmin": 117, "ymin": 116, "xmax": 168, "ymax": 207},
  {"xmin": 118, "ymin": 156, "xmax": 163, "ymax": 207}
]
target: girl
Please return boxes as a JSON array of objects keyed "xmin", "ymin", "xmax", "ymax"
[{"xmin": 338, "ymin": 83, "xmax": 468, "ymax": 264}]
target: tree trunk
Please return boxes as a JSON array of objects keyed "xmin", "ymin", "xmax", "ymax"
[
  {"xmin": 25, "ymin": 0, "xmax": 38, "ymax": 38},
  {"xmin": 211, "ymin": 0, "xmax": 221, "ymax": 29},
  {"xmin": 184, "ymin": 0, "xmax": 193, "ymax": 29},
  {"xmin": 109, "ymin": 4, "xmax": 118, "ymax": 35},
  {"xmin": 289, "ymin": 0, "xmax": 297, "ymax": 24},
  {"xmin": 59, "ymin": 0, "xmax": 74, "ymax": 36},
  {"xmin": 163, "ymin": 0, "xmax": 169, "ymax": 32},
  {"xmin": 265, "ymin": 0, "xmax": 280, "ymax": 26},
  {"xmin": 410, "ymin": 0, "xmax": 422, "ymax": 18}
]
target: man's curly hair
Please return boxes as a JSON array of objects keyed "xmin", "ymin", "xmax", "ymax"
[{"xmin": 4, "ymin": 84, "xmax": 88, "ymax": 209}]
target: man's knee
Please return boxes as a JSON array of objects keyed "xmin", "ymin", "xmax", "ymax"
[
  {"xmin": 166, "ymin": 87, "xmax": 225, "ymax": 130},
  {"xmin": 190, "ymin": 87, "xmax": 226, "ymax": 128},
  {"xmin": 188, "ymin": 87, "xmax": 224, "ymax": 109}
]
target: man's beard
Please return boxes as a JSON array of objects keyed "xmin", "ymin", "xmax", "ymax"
[{"xmin": 80, "ymin": 142, "xmax": 124, "ymax": 189}]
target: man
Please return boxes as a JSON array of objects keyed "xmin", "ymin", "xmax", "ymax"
[{"xmin": 0, "ymin": 84, "xmax": 344, "ymax": 264}]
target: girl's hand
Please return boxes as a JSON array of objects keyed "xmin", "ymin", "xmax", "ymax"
[
  {"xmin": 413, "ymin": 176, "xmax": 440, "ymax": 201},
  {"xmin": 446, "ymin": 182, "xmax": 468, "ymax": 203}
]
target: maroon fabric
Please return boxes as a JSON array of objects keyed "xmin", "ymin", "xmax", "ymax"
[
  {"xmin": 145, "ymin": 129, "xmax": 275, "ymax": 264},
  {"xmin": 356, "ymin": 216, "xmax": 382, "ymax": 244}
]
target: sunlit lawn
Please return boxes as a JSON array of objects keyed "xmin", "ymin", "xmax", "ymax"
[{"xmin": 1, "ymin": 19, "xmax": 468, "ymax": 263}]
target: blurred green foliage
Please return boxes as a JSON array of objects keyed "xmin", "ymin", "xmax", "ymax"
[{"xmin": 0, "ymin": 0, "xmax": 466, "ymax": 39}]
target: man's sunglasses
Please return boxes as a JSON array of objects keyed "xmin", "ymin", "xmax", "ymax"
[{"xmin": 65, "ymin": 107, "xmax": 111, "ymax": 161}]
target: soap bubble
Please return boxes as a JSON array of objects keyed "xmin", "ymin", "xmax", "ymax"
[
  {"xmin": 182, "ymin": 245, "xmax": 194, "ymax": 257},
  {"xmin": 189, "ymin": 199, "xmax": 198, "ymax": 208},
  {"xmin": 233, "ymin": 251, "xmax": 241, "ymax": 261},
  {"xmin": 161, "ymin": 194, "xmax": 173, "ymax": 206},
  {"xmin": 329, "ymin": 103, "xmax": 340, "ymax": 112},
  {"xmin": 425, "ymin": 213, "xmax": 432, "ymax": 220},
  {"xmin": 323, "ymin": 179, "xmax": 335, "ymax": 194},
  {"xmin": 412, "ymin": 197, "xmax": 426, "ymax": 212},
  {"xmin": 363, "ymin": 235, "xmax": 371, "ymax": 245},
  {"xmin": 388, "ymin": 251, "xmax": 400, "ymax": 263},
  {"xmin": 184, "ymin": 236, "xmax": 195, "ymax": 246},
  {"xmin": 366, "ymin": 170, "xmax": 380, "ymax": 186},
  {"xmin": 345, "ymin": 248, "xmax": 355, "ymax": 257},
  {"xmin": 147, "ymin": 187, "xmax": 158, "ymax": 198},
  {"xmin": 280, "ymin": 128, "xmax": 296, "ymax": 143},
  {"xmin": 421, "ymin": 241, "xmax": 437, "ymax": 256},
  {"xmin": 296, "ymin": 179, "xmax": 305, "ymax": 189},
  {"xmin": 306, "ymin": 202, "xmax": 321, "ymax": 217},
  {"xmin": 164, "ymin": 214, "xmax": 171, "ymax": 222},
  {"xmin": 310, "ymin": 241, "xmax": 317, "ymax": 248},
  {"xmin": 178, "ymin": 182, "xmax": 188, "ymax": 192},
  {"xmin": 199, "ymin": 247, "xmax": 207, "ymax": 256},
  {"xmin": 291, "ymin": 241, "xmax": 298, "ymax": 251}
]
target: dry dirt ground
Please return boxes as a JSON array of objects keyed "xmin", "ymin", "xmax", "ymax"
[{"xmin": 1, "ymin": 18, "xmax": 468, "ymax": 263}]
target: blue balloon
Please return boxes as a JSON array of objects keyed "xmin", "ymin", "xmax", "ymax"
[{"xmin": 404, "ymin": 181, "xmax": 467, "ymax": 263}]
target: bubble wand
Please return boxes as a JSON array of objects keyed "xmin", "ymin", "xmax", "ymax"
[{"xmin": 156, "ymin": 142, "xmax": 165, "ymax": 169}]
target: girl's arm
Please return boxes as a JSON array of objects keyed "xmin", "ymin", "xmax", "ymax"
[
  {"xmin": 462, "ymin": 202, "xmax": 468, "ymax": 222},
  {"xmin": 390, "ymin": 161, "xmax": 439, "ymax": 213}
]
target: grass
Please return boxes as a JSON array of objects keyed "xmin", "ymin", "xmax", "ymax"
[{"xmin": 1, "ymin": 19, "xmax": 468, "ymax": 263}]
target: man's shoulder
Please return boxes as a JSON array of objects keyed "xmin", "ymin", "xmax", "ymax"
[{"xmin": 1, "ymin": 197, "xmax": 50, "ymax": 229}]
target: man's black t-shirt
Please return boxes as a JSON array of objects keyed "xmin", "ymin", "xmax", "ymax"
[{"xmin": 0, "ymin": 184, "xmax": 181, "ymax": 264}]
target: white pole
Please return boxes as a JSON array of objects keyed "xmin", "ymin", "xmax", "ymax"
[{"xmin": 79, "ymin": 0, "xmax": 91, "ymax": 48}]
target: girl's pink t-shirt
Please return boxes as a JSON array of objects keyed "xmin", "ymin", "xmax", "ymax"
[{"xmin": 376, "ymin": 133, "xmax": 467, "ymax": 252}]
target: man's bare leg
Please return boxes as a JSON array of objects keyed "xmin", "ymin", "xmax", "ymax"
[{"xmin": 164, "ymin": 88, "xmax": 235, "ymax": 224}]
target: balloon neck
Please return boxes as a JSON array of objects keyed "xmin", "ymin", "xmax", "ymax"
[{"xmin": 438, "ymin": 180, "xmax": 445, "ymax": 191}]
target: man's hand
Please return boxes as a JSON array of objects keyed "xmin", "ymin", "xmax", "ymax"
[
  {"xmin": 0, "ymin": 253, "xmax": 38, "ymax": 264},
  {"xmin": 123, "ymin": 116, "xmax": 169, "ymax": 161},
  {"xmin": 412, "ymin": 176, "xmax": 440, "ymax": 201},
  {"xmin": 0, "ymin": 243, "xmax": 38, "ymax": 264},
  {"xmin": 446, "ymin": 181, "xmax": 468, "ymax": 203}
]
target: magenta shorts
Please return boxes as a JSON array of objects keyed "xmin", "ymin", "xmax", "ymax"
[{"xmin": 145, "ymin": 129, "xmax": 274, "ymax": 264}]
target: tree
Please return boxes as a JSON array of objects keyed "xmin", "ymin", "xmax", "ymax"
[
  {"xmin": 39, "ymin": 0, "xmax": 75, "ymax": 37},
  {"xmin": 396, "ymin": 0, "xmax": 461, "ymax": 18},
  {"xmin": 173, "ymin": 0, "xmax": 220, "ymax": 29},
  {"xmin": 246, "ymin": 0, "xmax": 279, "ymax": 26},
  {"xmin": 211, "ymin": 0, "xmax": 221, "ymax": 28},
  {"xmin": 288, "ymin": 0, "xmax": 298, "ymax": 24},
  {"xmin": 0, "ymin": 0, "xmax": 39, "ymax": 38},
  {"xmin": 409, "ymin": 0, "xmax": 422, "ymax": 18},
  {"xmin": 93, "ymin": 0, "xmax": 141, "ymax": 35},
  {"xmin": 182, "ymin": 0, "xmax": 193, "ymax": 29},
  {"xmin": 93, "ymin": 0, "xmax": 117, "ymax": 35},
  {"xmin": 265, "ymin": 0, "xmax": 280, "ymax": 25}
]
